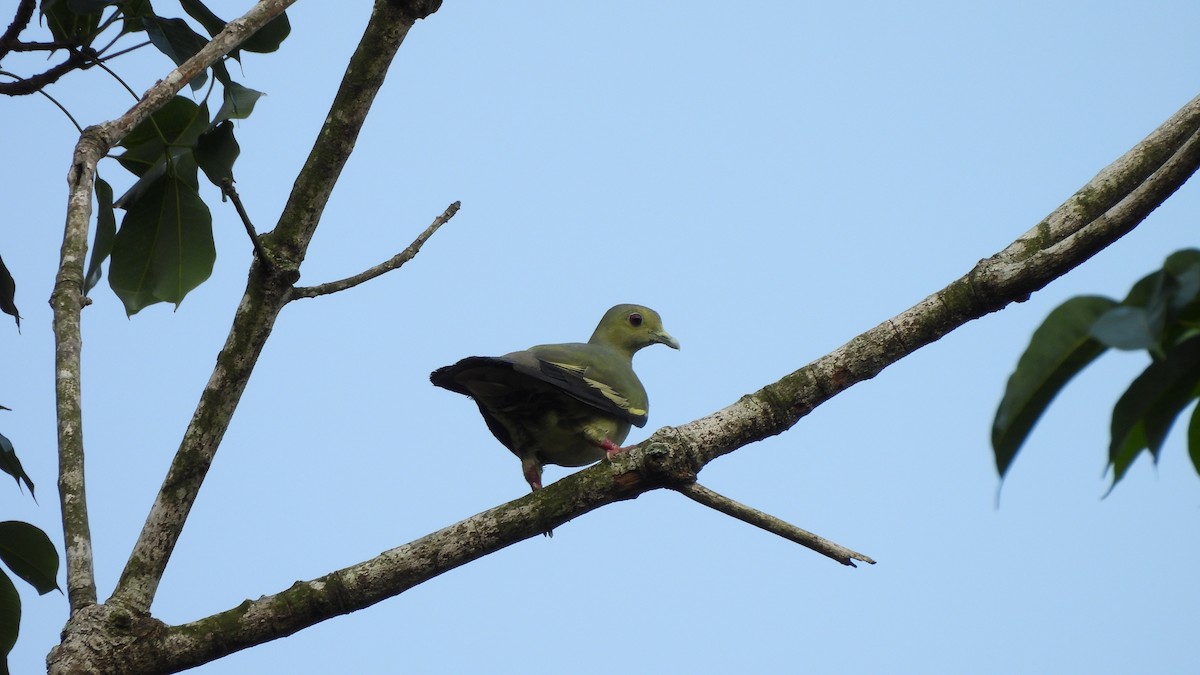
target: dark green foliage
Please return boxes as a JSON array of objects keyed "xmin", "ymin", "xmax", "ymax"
[
  {"xmin": 114, "ymin": 96, "xmax": 210, "ymax": 180},
  {"xmin": 0, "ymin": 523, "xmax": 60, "ymax": 596},
  {"xmin": 0, "ymin": 571, "xmax": 16, "ymax": 675},
  {"xmin": 31, "ymin": 1, "xmax": 290, "ymax": 315},
  {"xmin": 993, "ymin": 296, "xmax": 1115, "ymax": 477},
  {"xmin": 0, "ymin": 424, "xmax": 58, "ymax": 675},
  {"xmin": 0, "ymin": 258, "xmax": 17, "ymax": 330},
  {"xmin": 0, "ymin": 435, "xmax": 34, "ymax": 498},
  {"xmin": 179, "ymin": 0, "xmax": 290, "ymax": 55},
  {"xmin": 239, "ymin": 11, "xmax": 290, "ymax": 54},
  {"xmin": 40, "ymin": 0, "xmax": 102, "ymax": 44},
  {"xmin": 85, "ymin": 178, "xmax": 116, "ymax": 294},
  {"xmin": 142, "ymin": 15, "xmax": 211, "ymax": 90},
  {"xmin": 195, "ymin": 121, "xmax": 240, "ymax": 185},
  {"xmin": 103, "ymin": 95, "xmax": 219, "ymax": 314},
  {"xmin": 994, "ymin": 249, "xmax": 1200, "ymax": 490},
  {"xmin": 214, "ymin": 82, "xmax": 264, "ymax": 123},
  {"xmin": 1, "ymin": 1, "xmax": 286, "ymax": 668},
  {"xmin": 109, "ymin": 166, "xmax": 215, "ymax": 314}
]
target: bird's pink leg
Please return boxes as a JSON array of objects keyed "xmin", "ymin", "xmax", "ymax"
[
  {"xmin": 599, "ymin": 438, "xmax": 624, "ymax": 460},
  {"xmin": 522, "ymin": 457, "xmax": 544, "ymax": 491}
]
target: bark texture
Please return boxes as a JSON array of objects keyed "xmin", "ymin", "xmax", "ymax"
[{"xmin": 44, "ymin": 0, "xmax": 1200, "ymax": 671}]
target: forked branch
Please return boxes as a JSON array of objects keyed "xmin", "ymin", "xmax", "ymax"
[
  {"xmin": 290, "ymin": 200, "xmax": 461, "ymax": 300},
  {"xmin": 139, "ymin": 90, "xmax": 1200, "ymax": 663},
  {"xmin": 110, "ymin": 0, "xmax": 444, "ymax": 614},
  {"xmin": 51, "ymin": 0, "xmax": 301, "ymax": 615}
]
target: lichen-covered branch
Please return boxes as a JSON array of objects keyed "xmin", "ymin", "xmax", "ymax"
[
  {"xmin": 674, "ymin": 482, "xmax": 875, "ymax": 566},
  {"xmin": 110, "ymin": 0, "xmax": 443, "ymax": 615},
  {"xmin": 107, "ymin": 91, "xmax": 1200, "ymax": 664},
  {"xmin": 289, "ymin": 200, "xmax": 460, "ymax": 300},
  {"xmin": 50, "ymin": 0, "xmax": 301, "ymax": 617},
  {"xmin": 670, "ymin": 91, "xmax": 1200, "ymax": 471},
  {"xmin": 261, "ymin": 0, "xmax": 447, "ymax": 265}
]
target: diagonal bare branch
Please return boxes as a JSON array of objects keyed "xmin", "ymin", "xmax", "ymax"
[
  {"xmin": 674, "ymin": 482, "xmax": 875, "ymax": 566},
  {"xmin": 289, "ymin": 200, "xmax": 460, "ymax": 300},
  {"xmin": 674, "ymin": 92, "xmax": 1200, "ymax": 472},
  {"xmin": 124, "ymin": 90, "xmax": 1200, "ymax": 662}
]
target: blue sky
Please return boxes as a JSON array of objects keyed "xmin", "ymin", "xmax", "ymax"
[{"xmin": 3, "ymin": 2, "xmax": 1199, "ymax": 673}]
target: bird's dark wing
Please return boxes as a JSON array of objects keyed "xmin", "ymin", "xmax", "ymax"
[{"xmin": 431, "ymin": 355, "xmax": 647, "ymax": 428}]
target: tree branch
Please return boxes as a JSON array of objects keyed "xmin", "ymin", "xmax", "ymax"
[
  {"xmin": 674, "ymin": 482, "xmax": 875, "ymax": 566},
  {"xmin": 0, "ymin": 0, "xmax": 35, "ymax": 60},
  {"xmin": 103, "ymin": 90, "xmax": 1200, "ymax": 664},
  {"xmin": 219, "ymin": 178, "xmax": 273, "ymax": 269},
  {"xmin": 110, "ymin": 0, "xmax": 443, "ymax": 615},
  {"xmin": 50, "ymin": 0, "xmax": 301, "ymax": 618},
  {"xmin": 0, "ymin": 48, "xmax": 92, "ymax": 96},
  {"xmin": 289, "ymin": 200, "xmax": 460, "ymax": 300}
]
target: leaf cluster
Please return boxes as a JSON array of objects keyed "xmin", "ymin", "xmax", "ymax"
[
  {"xmin": 994, "ymin": 249, "xmax": 1200, "ymax": 489},
  {"xmin": 3, "ymin": 1, "xmax": 289, "ymax": 315},
  {"xmin": 0, "ymin": 428, "xmax": 59, "ymax": 675}
]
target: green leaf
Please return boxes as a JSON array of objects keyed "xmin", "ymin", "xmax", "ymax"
[
  {"xmin": 0, "ymin": 434, "xmax": 35, "ymax": 499},
  {"xmin": 1167, "ymin": 261, "xmax": 1200, "ymax": 313},
  {"xmin": 108, "ymin": 172, "xmax": 214, "ymax": 315},
  {"xmin": 114, "ymin": 97, "xmax": 211, "ymax": 210},
  {"xmin": 211, "ymin": 59, "xmax": 233, "ymax": 87},
  {"xmin": 195, "ymin": 120, "xmax": 240, "ymax": 186},
  {"xmin": 177, "ymin": 0, "xmax": 288, "ymax": 60},
  {"xmin": 117, "ymin": 0, "xmax": 154, "ymax": 35},
  {"xmin": 0, "ymin": 522, "xmax": 59, "ymax": 595},
  {"xmin": 0, "ymin": 257, "xmax": 17, "ymax": 330},
  {"xmin": 1099, "ymin": 251, "xmax": 1200, "ymax": 353},
  {"xmin": 0, "ymin": 569, "xmax": 18, "ymax": 674},
  {"xmin": 240, "ymin": 11, "xmax": 290, "ymax": 53},
  {"xmin": 85, "ymin": 177, "xmax": 117, "ymax": 294},
  {"xmin": 214, "ymin": 82, "xmax": 264, "ymax": 123},
  {"xmin": 993, "ymin": 295, "xmax": 1117, "ymax": 478},
  {"xmin": 115, "ymin": 96, "xmax": 210, "ymax": 180},
  {"xmin": 1091, "ymin": 305, "xmax": 1162, "ymax": 351},
  {"xmin": 178, "ymin": 0, "xmax": 225, "ymax": 36},
  {"xmin": 1109, "ymin": 335, "xmax": 1200, "ymax": 487},
  {"xmin": 142, "ymin": 15, "xmax": 209, "ymax": 90},
  {"xmin": 66, "ymin": 0, "xmax": 116, "ymax": 12},
  {"xmin": 1162, "ymin": 248, "xmax": 1200, "ymax": 277},
  {"xmin": 40, "ymin": 0, "xmax": 102, "ymax": 44},
  {"xmin": 1187, "ymin": 403, "xmax": 1200, "ymax": 478}
]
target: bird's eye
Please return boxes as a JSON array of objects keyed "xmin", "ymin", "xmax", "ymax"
[{"xmin": 628, "ymin": 313, "xmax": 643, "ymax": 327}]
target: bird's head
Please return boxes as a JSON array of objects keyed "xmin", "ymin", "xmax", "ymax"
[{"xmin": 589, "ymin": 304, "xmax": 680, "ymax": 356}]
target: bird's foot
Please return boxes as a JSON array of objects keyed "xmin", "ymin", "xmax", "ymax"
[
  {"xmin": 600, "ymin": 438, "xmax": 625, "ymax": 460},
  {"xmin": 523, "ymin": 464, "xmax": 543, "ymax": 491}
]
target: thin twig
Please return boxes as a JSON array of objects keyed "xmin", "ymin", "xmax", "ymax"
[
  {"xmin": 675, "ymin": 482, "xmax": 876, "ymax": 567},
  {"xmin": 98, "ymin": 39, "xmax": 151, "ymax": 63},
  {"xmin": 0, "ymin": 48, "xmax": 89, "ymax": 95},
  {"xmin": 220, "ymin": 178, "xmax": 273, "ymax": 268},
  {"xmin": 0, "ymin": 70, "xmax": 82, "ymax": 132},
  {"xmin": 290, "ymin": 200, "xmax": 460, "ymax": 300},
  {"xmin": 88, "ymin": 58, "xmax": 139, "ymax": 100},
  {"xmin": 91, "ymin": 29, "xmax": 124, "ymax": 60}
]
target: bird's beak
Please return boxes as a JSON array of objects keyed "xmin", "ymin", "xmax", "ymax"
[{"xmin": 654, "ymin": 330, "xmax": 681, "ymax": 350}]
